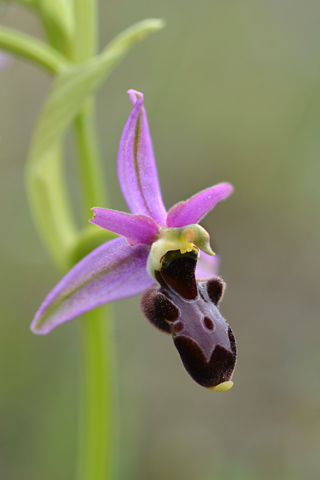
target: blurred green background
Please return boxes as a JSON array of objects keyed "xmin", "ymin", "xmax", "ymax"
[{"xmin": 1, "ymin": 1, "xmax": 320, "ymax": 479}]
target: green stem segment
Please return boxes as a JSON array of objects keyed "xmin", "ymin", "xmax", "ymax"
[
  {"xmin": 74, "ymin": 99, "xmax": 108, "ymax": 224},
  {"xmin": 72, "ymin": 75, "xmax": 115, "ymax": 480},
  {"xmin": 73, "ymin": 0, "xmax": 98, "ymax": 62},
  {"xmin": 72, "ymin": 0, "xmax": 115, "ymax": 473},
  {"xmin": 78, "ymin": 306, "xmax": 116, "ymax": 480}
]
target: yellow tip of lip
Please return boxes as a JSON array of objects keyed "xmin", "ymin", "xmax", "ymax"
[{"xmin": 209, "ymin": 381, "xmax": 234, "ymax": 392}]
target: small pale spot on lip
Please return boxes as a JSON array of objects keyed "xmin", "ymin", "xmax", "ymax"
[{"xmin": 208, "ymin": 381, "xmax": 234, "ymax": 392}]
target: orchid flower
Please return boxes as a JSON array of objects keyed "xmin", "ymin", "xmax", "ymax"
[{"xmin": 31, "ymin": 90, "xmax": 236, "ymax": 390}]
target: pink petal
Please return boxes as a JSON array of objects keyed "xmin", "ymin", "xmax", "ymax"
[
  {"xmin": 166, "ymin": 183, "xmax": 234, "ymax": 228},
  {"xmin": 31, "ymin": 237, "xmax": 154, "ymax": 334},
  {"xmin": 117, "ymin": 90, "xmax": 167, "ymax": 224},
  {"xmin": 90, "ymin": 208, "xmax": 159, "ymax": 245}
]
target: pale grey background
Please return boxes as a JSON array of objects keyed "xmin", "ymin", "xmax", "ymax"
[{"xmin": 1, "ymin": 1, "xmax": 320, "ymax": 479}]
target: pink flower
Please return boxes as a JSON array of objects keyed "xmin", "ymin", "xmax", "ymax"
[{"xmin": 31, "ymin": 90, "xmax": 236, "ymax": 390}]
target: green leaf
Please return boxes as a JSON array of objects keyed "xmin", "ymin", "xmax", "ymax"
[
  {"xmin": 28, "ymin": 18, "xmax": 165, "ymax": 166},
  {"xmin": 27, "ymin": 142, "xmax": 77, "ymax": 271},
  {"xmin": 0, "ymin": 26, "xmax": 68, "ymax": 73},
  {"xmin": 26, "ymin": 18, "xmax": 165, "ymax": 267}
]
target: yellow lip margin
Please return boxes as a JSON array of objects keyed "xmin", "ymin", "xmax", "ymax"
[{"xmin": 208, "ymin": 381, "xmax": 234, "ymax": 392}]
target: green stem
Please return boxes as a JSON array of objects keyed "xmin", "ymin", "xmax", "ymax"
[
  {"xmin": 35, "ymin": 0, "xmax": 74, "ymax": 59},
  {"xmin": 74, "ymin": 98, "xmax": 108, "ymax": 224},
  {"xmin": 73, "ymin": 0, "xmax": 97, "ymax": 62},
  {"xmin": 73, "ymin": 65, "xmax": 114, "ymax": 480},
  {"xmin": 78, "ymin": 306, "xmax": 116, "ymax": 480}
]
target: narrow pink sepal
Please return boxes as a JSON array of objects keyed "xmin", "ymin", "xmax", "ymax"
[
  {"xmin": 166, "ymin": 182, "xmax": 234, "ymax": 228},
  {"xmin": 31, "ymin": 237, "xmax": 154, "ymax": 334},
  {"xmin": 117, "ymin": 89, "xmax": 167, "ymax": 224},
  {"xmin": 90, "ymin": 208, "xmax": 159, "ymax": 245}
]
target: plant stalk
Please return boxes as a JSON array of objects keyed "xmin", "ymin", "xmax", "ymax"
[
  {"xmin": 74, "ymin": 87, "xmax": 115, "ymax": 480},
  {"xmin": 74, "ymin": 99, "xmax": 108, "ymax": 225},
  {"xmin": 77, "ymin": 306, "xmax": 116, "ymax": 480}
]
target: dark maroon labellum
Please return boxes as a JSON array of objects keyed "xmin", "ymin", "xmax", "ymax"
[{"xmin": 141, "ymin": 250, "xmax": 237, "ymax": 390}]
